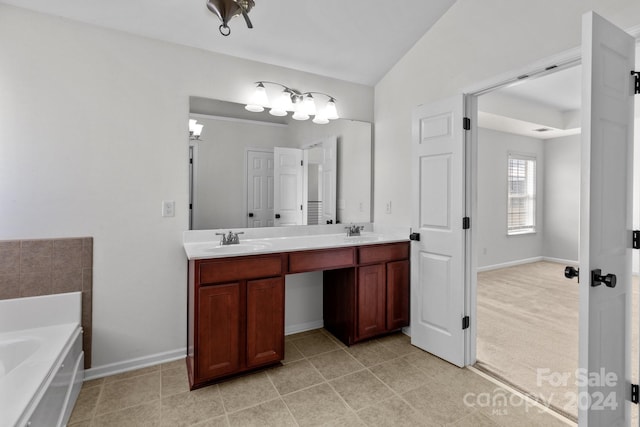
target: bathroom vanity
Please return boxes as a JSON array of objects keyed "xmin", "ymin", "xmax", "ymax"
[{"xmin": 184, "ymin": 227, "xmax": 410, "ymax": 389}]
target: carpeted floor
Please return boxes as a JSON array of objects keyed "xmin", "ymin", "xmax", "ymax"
[{"xmin": 476, "ymin": 261, "xmax": 639, "ymax": 422}]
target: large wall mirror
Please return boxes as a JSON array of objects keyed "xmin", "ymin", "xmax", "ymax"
[{"xmin": 189, "ymin": 96, "xmax": 372, "ymax": 230}]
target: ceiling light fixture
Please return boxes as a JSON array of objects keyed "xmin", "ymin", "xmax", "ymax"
[
  {"xmin": 189, "ymin": 119, "xmax": 204, "ymax": 140},
  {"xmin": 206, "ymin": 0, "xmax": 255, "ymax": 37},
  {"xmin": 245, "ymin": 81, "xmax": 339, "ymax": 124}
]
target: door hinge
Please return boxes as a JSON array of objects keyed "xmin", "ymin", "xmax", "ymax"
[
  {"xmin": 462, "ymin": 316, "xmax": 470, "ymax": 330},
  {"xmin": 463, "ymin": 217, "xmax": 470, "ymax": 230},
  {"xmin": 300, "ymin": 205, "xmax": 303, "ymax": 211},
  {"xmin": 301, "ymin": 160, "xmax": 303, "ymax": 166},
  {"xmin": 463, "ymin": 117, "xmax": 471, "ymax": 130},
  {"xmin": 632, "ymin": 71, "xmax": 640, "ymax": 95},
  {"xmin": 633, "ymin": 230, "xmax": 640, "ymax": 249},
  {"xmin": 632, "ymin": 384, "xmax": 639, "ymax": 404},
  {"xmin": 189, "ymin": 203, "xmax": 193, "ymax": 210}
]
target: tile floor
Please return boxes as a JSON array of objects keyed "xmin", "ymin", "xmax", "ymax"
[{"xmin": 68, "ymin": 329, "xmax": 573, "ymax": 427}]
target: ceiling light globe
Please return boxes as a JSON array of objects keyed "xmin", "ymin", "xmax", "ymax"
[
  {"xmin": 312, "ymin": 113, "xmax": 329, "ymax": 125},
  {"xmin": 292, "ymin": 110, "xmax": 309, "ymax": 121},
  {"xmin": 245, "ymin": 83, "xmax": 269, "ymax": 112},
  {"xmin": 324, "ymin": 99, "xmax": 339, "ymax": 120},
  {"xmin": 302, "ymin": 94, "xmax": 316, "ymax": 116}
]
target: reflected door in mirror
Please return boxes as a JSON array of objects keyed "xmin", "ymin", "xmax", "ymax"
[
  {"xmin": 273, "ymin": 147, "xmax": 304, "ymax": 226},
  {"xmin": 247, "ymin": 150, "xmax": 274, "ymax": 227}
]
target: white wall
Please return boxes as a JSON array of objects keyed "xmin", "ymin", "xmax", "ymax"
[
  {"xmin": 477, "ymin": 128, "xmax": 545, "ymax": 268},
  {"xmin": 374, "ymin": 0, "xmax": 640, "ymax": 228},
  {"xmin": 544, "ymin": 134, "xmax": 581, "ymax": 262},
  {"xmin": 0, "ymin": 4, "xmax": 373, "ymax": 371}
]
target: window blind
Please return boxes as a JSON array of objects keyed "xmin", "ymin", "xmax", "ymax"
[{"xmin": 507, "ymin": 154, "xmax": 536, "ymax": 234}]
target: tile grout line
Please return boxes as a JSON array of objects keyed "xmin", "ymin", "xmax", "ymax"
[{"xmin": 263, "ymin": 368, "xmax": 301, "ymax": 427}]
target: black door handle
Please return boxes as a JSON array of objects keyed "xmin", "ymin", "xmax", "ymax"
[
  {"xmin": 591, "ymin": 269, "xmax": 617, "ymax": 288},
  {"xmin": 248, "ymin": 212, "xmax": 254, "ymax": 217},
  {"xmin": 564, "ymin": 266, "xmax": 579, "ymax": 282},
  {"xmin": 409, "ymin": 232, "xmax": 420, "ymax": 241},
  {"xmin": 275, "ymin": 214, "xmax": 281, "ymax": 219}
]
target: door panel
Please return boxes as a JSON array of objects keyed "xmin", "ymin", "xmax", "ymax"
[
  {"xmin": 322, "ymin": 137, "xmax": 337, "ymax": 224},
  {"xmin": 357, "ymin": 264, "xmax": 385, "ymax": 340},
  {"xmin": 274, "ymin": 147, "xmax": 304, "ymax": 226},
  {"xmin": 579, "ymin": 11, "xmax": 634, "ymax": 425},
  {"xmin": 247, "ymin": 150, "xmax": 274, "ymax": 227},
  {"xmin": 411, "ymin": 95, "xmax": 466, "ymax": 367},
  {"xmin": 386, "ymin": 260, "xmax": 410, "ymax": 330},
  {"xmin": 246, "ymin": 277, "xmax": 284, "ymax": 368},
  {"xmin": 197, "ymin": 284, "xmax": 240, "ymax": 379}
]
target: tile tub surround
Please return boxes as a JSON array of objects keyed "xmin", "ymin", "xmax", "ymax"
[
  {"xmin": 0, "ymin": 237, "xmax": 93, "ymax": 368},
  {"xmin": 68, "ymin": 329, "xmax": 573, "ymax": 427}
]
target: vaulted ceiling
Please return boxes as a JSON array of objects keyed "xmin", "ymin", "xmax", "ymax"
[{"xmin": 0, "ymin": 0, "xmax": 457, "ymax": 85}]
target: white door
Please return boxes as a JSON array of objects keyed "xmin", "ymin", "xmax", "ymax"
[
  {"xmin": 274, "ymin": 147, "xmax": 304, "ymax": 226},
  {"xmin": 578, "ymin": 11, "xmax": 635, "ymax": 425},
  {"xmin": 246, "ymin": 150, "xmax": 274, "ymax": 227},
  {"xmin": 410, "ymin": 95, "xmax": 467, "ymax": 367},
  {"xmin": 321, "ymin": 137, "xmax": 337, "ymax": 224}
]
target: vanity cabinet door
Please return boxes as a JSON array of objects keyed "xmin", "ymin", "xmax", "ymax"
[
  {"xmin": 246, "ymin": 277, "xmax": 285, "ymax": 368},
  {"xmin": 197, "ymin": 283, "xmax": 241, "ymax": 380},
  {"xmin": 386, "ymin": 260, "xmax": 410, "ymax": 331},
  {"xmin": 356, "ymin": 264, "xmax": 386, "ymax": 340}
]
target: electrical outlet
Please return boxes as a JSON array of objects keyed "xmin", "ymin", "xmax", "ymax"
[
  {"xmin": 385, "ymin": 201, "xmax": 392, "ymax": 214},
  {"xmin": 162, "ymin": 200, "xmax": 175, "ymax": 217}
]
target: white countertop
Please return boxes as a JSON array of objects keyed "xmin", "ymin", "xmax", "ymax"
[{"xmin": 183, "ymin": 224, "xmax": 410, "ymax": 260}]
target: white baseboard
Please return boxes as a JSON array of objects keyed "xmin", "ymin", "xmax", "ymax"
[
  {"xmin": 84, "ymin": 347, "xmax": 186, "ymax": 381},
  {"xmin": 542, "ymin": 257, "xmax": 578, "ymax": 266},
  {"xmin": 477, "ymin": 256, "xmax": 543, "ymax": 272},
  {"xmin": 285, "ymin": 320, "xmax": 324, "ymax": 336}
]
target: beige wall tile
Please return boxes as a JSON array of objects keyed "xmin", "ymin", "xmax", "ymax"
[
  {"xmin": 0, "ymin": 241, "xmax": 20, "ymax": 275},
  {"xmin": 20, "ymin": 271, "xmax": 51, "ymax": 296}
]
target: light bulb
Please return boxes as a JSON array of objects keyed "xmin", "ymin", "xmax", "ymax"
[
  {"xmin": 292, "ymin": 105, "xmax": 309, "ymax": 121},
  {"xmin": 270, "ymin": 91, "xmax": 292, "ymax": 116},
  {"xmin": 312, "ymin": 113, "xmax": 329, "ymax": 124},
  {"xmin": 302, "ymin": 94, "xmax": 316, "ymax": 116},
  {"xmin": 324, "ymin": 98, "xmax": 339, "ymax": 120},
  {"xmin": 245, "ymin": 83, "xmax": 269, "ymax": 112}
]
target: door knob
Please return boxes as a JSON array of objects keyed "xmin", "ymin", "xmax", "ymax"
[
  {"xmin": 591, "ymin": 269, "xmax": 617, "ymax": 288},
  {"xmin": 248, "ymin": 212, "xmax": 254, "ymax": 217},
  {"xmin": 564, "ymin": 266, "xmax": 579, "ymax": 282},
  {"xmin": 275, "ymin": 214, "xmax": 281, "ymax": 219}
]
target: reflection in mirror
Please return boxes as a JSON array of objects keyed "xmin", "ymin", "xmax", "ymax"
[{"xmin": 188, "ymin": 97, "xmax": 372, "ymax": 230}]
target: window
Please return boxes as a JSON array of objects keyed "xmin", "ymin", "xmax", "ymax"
[{"xmin": 507, "ymin": 154, "xmax": 536, "ymax": 235}]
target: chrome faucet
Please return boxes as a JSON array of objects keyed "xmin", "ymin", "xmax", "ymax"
[
  {"xmin": 215, "ymin": 230, "xmax": 244, "ymax": 245},
  {"xmin": 345, "ymin": 224, "xmax": 364, "ymax": 237}
]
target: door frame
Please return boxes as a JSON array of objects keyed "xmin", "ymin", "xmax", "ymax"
[{"xmin": 461, "ymin": 26, "xmax": 640, "ymax": 366}]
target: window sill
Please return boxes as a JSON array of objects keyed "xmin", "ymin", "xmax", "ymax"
[{"xmin": 507, "ymin": 230, "xmax": 536, "ymax": 236}]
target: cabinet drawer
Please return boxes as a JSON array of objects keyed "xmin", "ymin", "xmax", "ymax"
[
  {"xmin": 198, "ymin": 255, "xmax": 283, "ymax": 284},
  {"xmin": 358, "ymin": 242, "xmax": 409, "ymax": 264},
  {"xmin": 288, "ymin": 247, "xmax": 355, "ymax": 273}
]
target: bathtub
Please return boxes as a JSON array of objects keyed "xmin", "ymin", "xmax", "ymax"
[{"xmin": 0, "ymin": 292, "xmax": 84, "ymax": 427}]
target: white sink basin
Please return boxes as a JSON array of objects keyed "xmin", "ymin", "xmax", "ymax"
[
  {"xmin": 343, "ymin": 235, "xmax": 384, "ymax": 243},
  {"xmin": 203, "ymin": 242, "xmax": 272, "ymax": 253}
]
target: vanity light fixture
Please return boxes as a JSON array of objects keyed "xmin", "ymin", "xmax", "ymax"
[
  {"xmin": 245, "ymin": 81, "xmax": 339, "ymax": 124},
  {"xmin": 189, "ymin": 119, "xmax": 204, "ymax": 140},
  {"xmin": 206, "ymin": 0, "xmax": 255, "ymax": 37}
]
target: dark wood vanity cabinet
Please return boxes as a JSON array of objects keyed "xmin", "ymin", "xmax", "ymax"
[
  {"xmin": 188, "ymin": 255, "xmax": 285, "ymax": 389},
  {"xmin": 188, "ymin": 241, "xmax": 409, "ymax": 388},
  {"xmin": 324, "ymin": 242, "xmax": 410, "ymax": 345}
]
